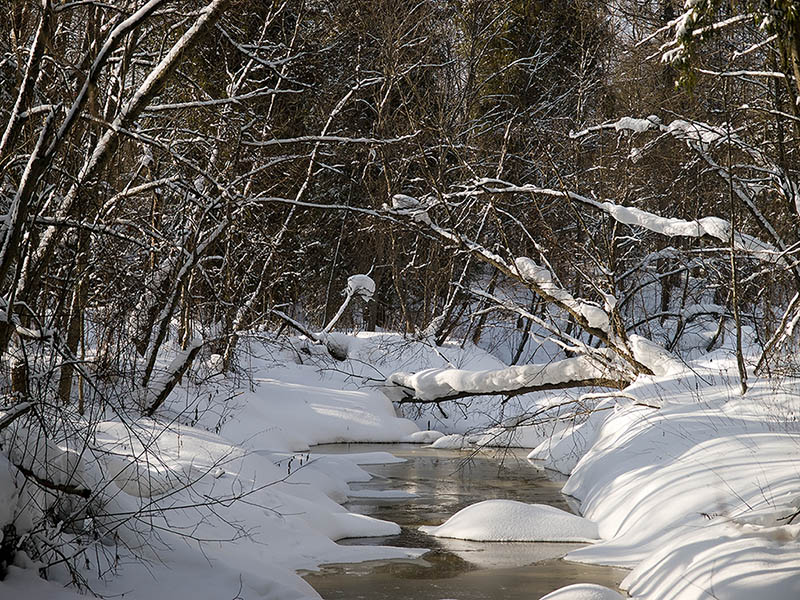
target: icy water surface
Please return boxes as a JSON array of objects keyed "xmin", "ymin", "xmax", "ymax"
[{"xmin": 303, "ymin": 443, "xmax": 628, "ymax": 600}]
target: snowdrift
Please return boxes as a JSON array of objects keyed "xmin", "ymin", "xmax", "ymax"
[{"xmin": 419, "ymin": 499, "xmax": 599, "ymax": 542}]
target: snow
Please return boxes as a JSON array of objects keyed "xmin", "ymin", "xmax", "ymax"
[
  {"xmin": 666, "ymin": 118, "xmax": 727, "ymax": 149},
  {"xmin": 0, "ymin": 455, "xmax": 18, "ymax": 536},
  {"xmin": 3, "ymin": 332, "xmax": 800, "ymax": 600},
  {"xmin": 403, "ymin": 429, "xmax": 445, "ymax": 443},
  {"xmin": 1, "ymin": 567, "xmax": 87, "ymax": 600},
  {"xmin": 345, "ymin": 273, "xmax": 375, "ymax": 301},
  {"xmin": 628, "ymin": 334, "xmax": 683, "ymax": 376},
  {"xmin": 492, "ymin": 189, "xmax": 780, "ymax": 265},
  {"xmin": 514, "ymin": 257, "xmax": 610, "ymax": 331},
  {"xmin": 391, "ymin": 193, "xmax": 419, "ymax": 209},
  {"xmin": 624, "ymin": 519, "xmax": 800, "ymax": 600},
  {"xmin": 388, "ymin": 193, "xmax": 431, "ymax": 224},
  {"xmin": 544, "ymin": 360, "xmax": 800, "ymax": 600},
  {"xmin": 419, "ymin": 499, "xmax": 599, "ymax": 542},
  {"xmin": 0, "ymin": 337, "xmax": 437, "ymax": 600},
  {"xmin": 540, "ymin": 583, "xmax": 625, "ymax": 600},
  {"xmin": 527, "ymin": 405, "xmax": 610, "ymax": 474},
  {"xmin": 474, "ymin": 423, "xmax": 556, "ymax": 448},
  {"xmin": 220, "ymin": 375, "xmax": 419, "ymax": 451},
  {"xmin": 431, "ymin": 433, "xmax": 472, "ymax": 448},
  {"xmin": 613, "ymin": 116, "xmax": 658, "ymax": 133},
  {"xmin": 389, "ymin": 354, "xmax": 619, "ymax": 402}
]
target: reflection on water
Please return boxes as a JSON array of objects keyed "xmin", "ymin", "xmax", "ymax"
[{"xmin": 304, "ymin": 444, "xmax": 627, "ymax": 600}]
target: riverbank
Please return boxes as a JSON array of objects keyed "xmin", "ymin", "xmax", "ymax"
[{"xmin": 558, "ymin": 359, "xmax": 800, "ymax": 599}]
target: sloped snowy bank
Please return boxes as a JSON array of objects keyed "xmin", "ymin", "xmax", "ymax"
[{"xmin": 535, "ymin": 354, "xmax": 800, "ymax": 600}]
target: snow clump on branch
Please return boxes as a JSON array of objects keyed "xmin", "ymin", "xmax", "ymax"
[
  {"xmin": 388, "ymin": 193, "xmax": 431, "ymax": 225},
  {"xmin": 613, "ymin": 115, "xmax": 661, "ymax": 133},
  {"xmin": 346, "ymin": 274, "xmax": 375, "ymax": 302},
  {"xmin": 514, "ymin": 257, "xmax": 610, "ymax": 332}
]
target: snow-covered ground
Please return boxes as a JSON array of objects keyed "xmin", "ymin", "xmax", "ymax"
[
  {"xmin": 0, "ymin": 336, "xmax": 429, "ymax": 600},
  {"xmin": 1, "ymin": 332, "xmax": 799, "ymax": 599}
]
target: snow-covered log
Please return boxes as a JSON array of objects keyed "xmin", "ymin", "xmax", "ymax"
[{"xmin": 388, "ymin": 354, "xmax": 632, "ymax": 403}]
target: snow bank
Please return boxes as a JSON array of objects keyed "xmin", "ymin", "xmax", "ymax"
[
  {"xmin": 419, "ymin": 499, "xmax": 599, "ymax": 542},
  {"xmin": 431, "ymin": 433, "xmax": 471, "ymax": 449},
  {"xmin": 540, "ymin": 583, "xmax": 625, "ymax": 600},
  {"xmin": 475, "ymin": 421, "xmax": 565, "ymax": 449},
  {"xmin": 628, "ymin": 334, "xmax": 683, "ymax": 376},
  {"xmin": 0, "ymin": 335, "xmax": 445, "ymax": 600},
  {"xmin": 220, "ymin": 375, "xmax": 418, "ymax": 452},
  {"xmin": 541, "ymin": 359, "xmax": 800, "ymax": 600},
  {"xmin": 624, "ymin": 520, "xmax": 800, "ymax": 600},
  {"xmin": 527, "ymin": 406, "xmax": 610, "ymax": 474}
]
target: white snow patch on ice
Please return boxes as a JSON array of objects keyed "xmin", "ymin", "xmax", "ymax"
[
  {"xmin": 403, "ymin": 429, "xmax": 445, "ymax": 443},
  {"xmin": 419, "ymin": 499, "xmax": 599, "ymax": 542},
  {"xmin": 431, "ymin": 433, "xmax": 471, "ymax": 449},
  {"xmin": 540, "ymin": 583, "xmax": 625, "ymax": 600}
]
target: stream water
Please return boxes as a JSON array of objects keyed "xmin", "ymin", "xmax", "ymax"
[{"xmin": 303, "ymin": 443, "xmax": 627, "ymax": 600}]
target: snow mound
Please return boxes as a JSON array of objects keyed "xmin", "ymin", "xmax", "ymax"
[
  {"xmin": 540, "ymin": 583, "xmax": 625, "ymax": 600},
  {"xmin": 629, "ymin": 334, "xmax": 683, "ymax": 376},
  {"xmin": 419, "ymin": 499, "xmax": 599, "ymax": 542},
  {"xmin": 430, "ymin": 434, "xmax": 470, "ymax": 449},
  {"xmin": 306, "ymin": 511, "xmax": 401, "ymax": 541},
  {"xmin": 403, "ymin": 429, "xmax": 445, "ymax": 443}
]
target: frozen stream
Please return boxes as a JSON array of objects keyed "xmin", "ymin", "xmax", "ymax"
[{"xmin": 303, "ymin": 443, "xmax": 628, "ymax": 600}]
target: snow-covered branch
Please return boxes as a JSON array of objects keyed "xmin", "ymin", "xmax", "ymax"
[
  {"xmin": 461, "ymin": 178, "xmax": 780, "ymax": 263},
  {"xmin": 387, "ymin": 354, "xmax": 632, "ymax": 404},
  {"xmin": 385, "ymin": 194, "xmax": 656, "ymax": 377}
]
